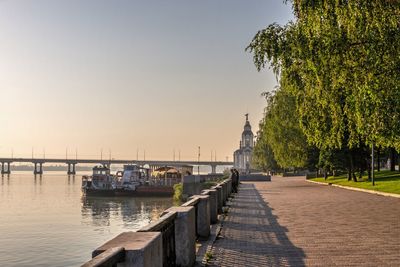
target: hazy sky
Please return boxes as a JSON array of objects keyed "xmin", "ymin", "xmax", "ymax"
[{"xmin": 0, "ymin": 0, "xmax": 293, "ymax": 161}]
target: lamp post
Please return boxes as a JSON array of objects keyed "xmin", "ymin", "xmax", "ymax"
[{"xmin": 197, "ymin": 146, "xmax": 200, "ymax": 175}]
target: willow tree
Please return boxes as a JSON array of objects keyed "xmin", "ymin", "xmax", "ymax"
[
  {"xmin": 253, "ymin": 89, "xmax": 318, "ymax": 171},
  {"xmin": 252, "ymin": 126, "xmax": 278, "ymax": 172},
  {"xmin": 248, "ymin": 0, "xmax": 399, "ymax": 148},
  {"xmin": 247, "ymin": 0, "xmax": 400, "ymax": 178},
  {"xmin": 263, "ymin": 89, "xmax": 310, "ymax": 169}
]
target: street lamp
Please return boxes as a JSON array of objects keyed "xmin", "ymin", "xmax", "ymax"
[
  {"xmin": 197, "ymin": 146, "xmax": 200, "ymax": 175},
  {"xmin": 371, "ymin": 142, "xmax": 375, "ymax": 186}
]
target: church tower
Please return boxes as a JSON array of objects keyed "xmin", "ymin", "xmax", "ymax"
[
  {"xmin": 241, "ymin": 114, "xmax": 254, "ymax": 148},
  {"xmin": 234, "ymin": 114, "xmax": 254, "ymax": 174}
]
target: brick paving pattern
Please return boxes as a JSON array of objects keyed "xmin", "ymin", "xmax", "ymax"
[{"xmin": 208, "ymin": 176, "xmax": 400, "ymax": 266}]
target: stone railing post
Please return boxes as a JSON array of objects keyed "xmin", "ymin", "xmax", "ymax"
[
  {"xmin": 227, "ymin": 179, "xmax": 232, "ymax": 196},
  {"xmin": 202, "ymin": 189, "xmax": 218, "ymax": 224},
  {"xmin": 161, "ymin": 206, "xmax": 196, "ymax": 267},
  {"xmin": 213, "ymin": 185, "xmax": 223, "ymax": 213},
  {"xmin": 91, "ymin": 232, "xmax": 162, "ymax": 267},
  {"xmin": 191, "ymin": 195, "xmax": 210, "ymax": 239},
  {"xmin": 224, "ymin": 180, "xmax": 230, "ymax": 200},
  {"xmin": 220, "ymin": 182, "xmax": 227, "ymax": 204}
]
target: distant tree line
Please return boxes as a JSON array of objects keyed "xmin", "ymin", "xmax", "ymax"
[{"xmin": 247, "ymin": 0, "xmax": 400, "ymax": 180}]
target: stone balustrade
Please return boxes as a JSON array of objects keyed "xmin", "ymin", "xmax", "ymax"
[{"xmin": 81, "ymin": 177, "xmax": 234, "ymax": 267}]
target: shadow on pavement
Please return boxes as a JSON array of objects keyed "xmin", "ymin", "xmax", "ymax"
[{"xmin": 208, "ymin": 183, "xmax": 305, "ymax": 267}]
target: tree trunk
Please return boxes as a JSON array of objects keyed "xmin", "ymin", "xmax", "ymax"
[
  {"xmin": 390, "ymin": 148, "xmax": 396, "ymax": 171},
  {"xmin": 352, "ymin": 171, "xmax": 357, "ymax": 182},
  {"xmin": 377, "ymin": 147, "xmax": 380, "ymax": 172},
  {"xmin": 347, "ymin": 151, "xmax": 352, "ymax": 181},
  {"xmin": 324, "ymin": 169, "xmax": 327, "ymax": 180},
  {"xmin": 350, "ymin": 153, "xmax": 357, "ymax": 182}
]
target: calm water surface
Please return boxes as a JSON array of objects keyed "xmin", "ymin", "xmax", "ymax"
[{"xmin": 0, "ymin": 172, "xmax": 173, "ymax": 267}]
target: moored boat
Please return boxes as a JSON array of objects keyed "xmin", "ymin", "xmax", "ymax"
[
  {"xmin": 81, "ymin": 165, "xmax": 117, "ymax": 196},
  {"xmin": 82, "ymin": 164, "xmax": 179, "ymax": 197}
]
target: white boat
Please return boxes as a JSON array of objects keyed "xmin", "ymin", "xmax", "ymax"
[{"xmin": 115, "ymin": 165, "xmax": 147, "ymax": 191}]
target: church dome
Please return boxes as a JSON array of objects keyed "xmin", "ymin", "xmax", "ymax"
[
  {"xmin": 242, "ymin": 115, "xmax": 253, "ymax": 137},
  {"xmin": 243, "ymin": 120, "xmax": 252, "ymax": 133}
]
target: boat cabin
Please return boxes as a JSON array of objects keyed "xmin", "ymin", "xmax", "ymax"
[
  {"xmin": 152, "ymin": 166, "xmax": 182, "ymax": 179},
  {"xmin": 81, "ymin": 165, "xmax": 115, "ymax": 190},
  {"xmin": 92, "ymin": 165, "xmax": 111, "ymax": 176}
]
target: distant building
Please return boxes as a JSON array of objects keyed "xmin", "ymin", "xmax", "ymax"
[{"xmin": 233, "ymin": 114, "xmax": 254, "ymax": 174}]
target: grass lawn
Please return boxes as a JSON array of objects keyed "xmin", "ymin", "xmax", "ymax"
[{"xmin": 311, "ymin": 170, "xmax": 400, "ymax": 195}]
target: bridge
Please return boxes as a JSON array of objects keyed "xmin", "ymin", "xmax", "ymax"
[{"xmin": 0, "ymin": 157, "xmax": 233, "ymax": 175}]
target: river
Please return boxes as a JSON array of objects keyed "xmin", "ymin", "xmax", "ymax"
[{"xmin": 0, "ymin": 171, "xmax": 173, "ymax": 267}]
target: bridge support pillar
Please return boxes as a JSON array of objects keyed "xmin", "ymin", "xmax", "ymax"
[
  {"xmin": 67, "ymin": 163, "xmax": 76, "ymax": 175},
  {"xmin": 1, "ymin": 162, "xmax": 11, "ymax": 174},
  {"xmin": 34, "ymin": 163, "xmax": 43, "ymax": 175},
  {"xmin": 211, "ymin": 164, "xmax": 217, "ymax": 174}
]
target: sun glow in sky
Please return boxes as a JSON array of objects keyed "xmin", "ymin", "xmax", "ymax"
[{"xmin": 0, "ymin": 0, "xmax": 293, "ymax": 161}]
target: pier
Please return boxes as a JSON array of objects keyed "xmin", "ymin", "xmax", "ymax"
[{"xmin": 0, "ymin": 157, "xmax": 233, "ymax": 175}]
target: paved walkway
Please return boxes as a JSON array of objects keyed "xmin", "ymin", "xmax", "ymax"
[{"xmin": 208, "ymin": 176, "xmax": 400, "ymax": 266}]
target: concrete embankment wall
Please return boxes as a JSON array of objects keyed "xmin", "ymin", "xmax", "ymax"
[{"xmin": 182, "ymin": 174, "xmax": 224, "ymax": 198}]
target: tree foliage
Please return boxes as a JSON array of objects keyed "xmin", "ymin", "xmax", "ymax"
[
  {"xmin": 263, "ymin": 89, "xmax": 309, "ymax": 168},
  {"xmin": 252, "ymin": 125, "xmax": 278, "ymax": 171},
  {"xmin": 247, "ymin": 0, "xmax": 400, "ymax": 151},
  {"xmin": 252, "ymin": 89, "xmax": 318, "ymax": 170}
]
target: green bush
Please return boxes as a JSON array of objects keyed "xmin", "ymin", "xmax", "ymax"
[{"xmin": 173, "ymin": 183, "xmax": 183, "ymax": 202}]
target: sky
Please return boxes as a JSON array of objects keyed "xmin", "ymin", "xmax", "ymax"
[{"xmin": 0, "ymin": 0, "xmax": 293, "ymax": 161}]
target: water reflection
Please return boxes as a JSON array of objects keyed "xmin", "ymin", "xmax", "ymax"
[
  {"xmin": 67, "ymin": 175, "xmax": 76, "ymax": 185},
  {"xmin": 81, "ymin": 196, "xmax": 172, "ymax": 228},
  {"xmin": 1, "ymin": 174, "xmax": 10, "ymax": 185},
  {"xmin": 0, "ymin": 172, "xmax": 174, "ymax": 267}
]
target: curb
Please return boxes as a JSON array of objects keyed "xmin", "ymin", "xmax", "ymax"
[{"xmin": 306, "ymin": 179, "xmax": 400, "ymax": 198}]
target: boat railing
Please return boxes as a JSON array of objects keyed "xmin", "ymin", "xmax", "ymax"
[{"xmin": 138, "ymin": 211, "xmax": 177, "ymax": 266}]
